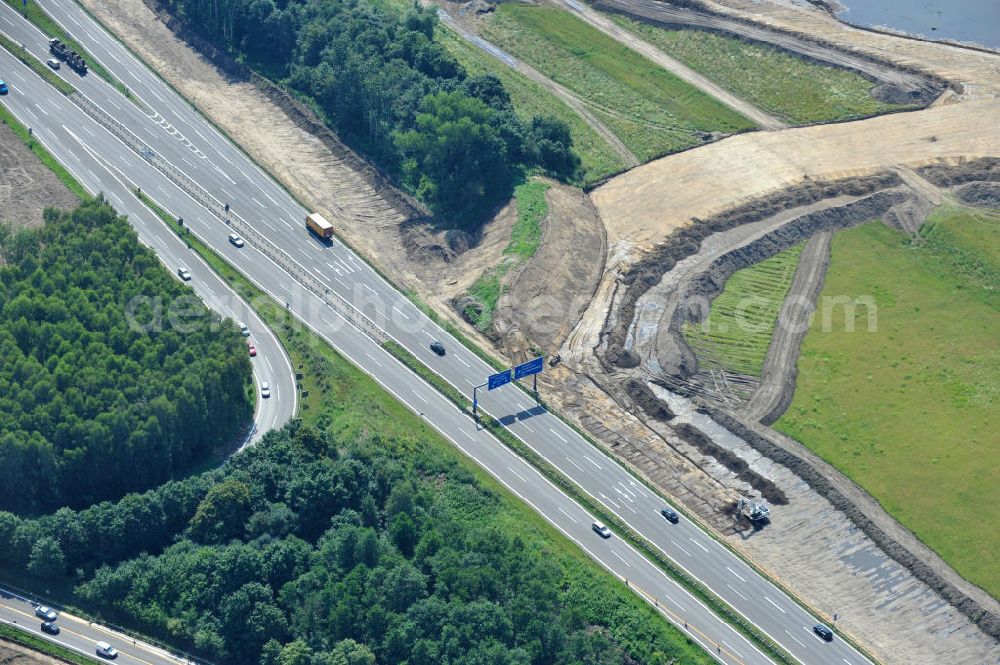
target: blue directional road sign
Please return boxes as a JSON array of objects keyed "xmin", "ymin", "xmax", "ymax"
[
  {"xmin": 488, "ymin": 369, "xmax": 513, "ymax": 390},
  {"xmin": 514, "ymin": 356, "xmax": 544, "ymax": 380}
]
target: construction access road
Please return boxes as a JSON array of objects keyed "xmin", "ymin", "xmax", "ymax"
[{"xmin": 1, "ymin": 3, "xmax": 872, "ymax": 664}]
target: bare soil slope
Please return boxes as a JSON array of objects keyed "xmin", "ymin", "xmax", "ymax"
[
  {"xmin": 592, "ymin": 97, "xmax": 1000, "ymax": 250},
  {"xmin": 0, "ymin": 121, "xmax": 79, "ymax": 228},
  {"xmin": 0, "ymin": 641, "xmax": 63, "ymax": 665}
]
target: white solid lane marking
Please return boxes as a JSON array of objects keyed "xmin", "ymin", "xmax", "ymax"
[
  {"xmin": 764, "ymin": 596, "xmax": 786, "ymax": 613},
  {"xmin": 507, "ymin": 466, "xmax": 527, "ymax": 483},
  {"xmin": 454, "ymin": 355, "xmax": 469, "ymax": 367},
  {"xmin": 566, "ymin": 457, "xmax": 585, "ymax": 472},
  {"xmin": 689, "ymin": 538, "xmax": 709, "ymax": 553},
  {"xmin": 726, "ymin": 566, "xmax": 747, "ymax": 583},
  {"xmin": 727, "ymin": 584, "xmax": 748, "ymax": 601},
  {"xmin": 723, "ymin": 642, "xmax": 743, "ymax": 659},
  {"xmin": 611, "ymin": 551, "xmax": 631, "ymax": 567},
  {"xmin": 412, "ymin": 389, "xmax": 428, "ymax": 403},
  {"xmin": 550, "ymin": 428, "xmax": 568, "ymax": 443},
  {"xmin": 583, "ymin": 455, "xmax": 602, "ymax": 469},
  {"xmin": 557, "ymin": 507, "xmax": 578, "ymax": 524},
  {"xmin": 785, "ymin": 630, "xmax": 806, "ymax": 649}
]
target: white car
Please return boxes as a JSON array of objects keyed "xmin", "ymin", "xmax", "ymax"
[
  {"xmin": 592, "ymin": 521, "xmax": 612, "ymax": 539},
  {"xmin": 177, "ymin": 267, "xmax": 192, "ymax": 281},
  {"xmin": 228, "ymin": 233, "xmax": 244, "ymax": 247},
  {"xmin": 239, "ymin": 322, "xmax": 250, "ymax": 337},
  {"xmin": 260, "ymin": 382, "xmax": 271, "ymax": 398},
  {"xmin": 95, "ymin": 641, "xmax": 118, "ymax": 659}
]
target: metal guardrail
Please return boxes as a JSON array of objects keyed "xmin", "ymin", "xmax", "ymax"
[{"xmin": 69, "ymin": 92, "xmax": 387, "ymax": 344}]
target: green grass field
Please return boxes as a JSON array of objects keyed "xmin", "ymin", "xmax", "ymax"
[
  {"xmin": 776, "ymin": 209, "xmax": 1000, "ymax": 599},
  {"xmin": 608, "ymin": 15, "xmax": 913, "ymax": 125},
  {"xmin": 684, "ymin": 244, "xmax": 804, "ymax": 376},
  {"xmin": 481, "ymin": 5, "xmax": 755, "ymax": 162},
  {"xmin": 437, "ymin": 27, "xmax": 625, "ymax": 185}
]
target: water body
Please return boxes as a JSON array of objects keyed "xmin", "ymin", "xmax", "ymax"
[{"xmin": 835, "ymin": 0, "xmax": 1000, "ymax": 50}]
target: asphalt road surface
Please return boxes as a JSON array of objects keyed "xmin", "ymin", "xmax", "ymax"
[{"xmin": 1, "ymin": 5, "xmax": 875, "ymax": 665}]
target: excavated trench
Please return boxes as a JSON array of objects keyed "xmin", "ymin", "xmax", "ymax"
[{"xmin": 593, "ymin": 160, "xmax": 1000, "ymax": 643}]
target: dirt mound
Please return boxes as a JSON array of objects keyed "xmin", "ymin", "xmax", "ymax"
[
  {"xmin": 916, "ymin": 156, "xmax": 1000, "ymax": 186},
  {"xmin": 955, "ymin": 181, "xmax": 1000, "ymax": 208},
  {"xmin": 624, "ymin": 379, "xmax": 675, "ymax": 421},
  {"xmin": 673, "ymin": 421, "xmax": 788, "ymax": 505},
  {"xmin": 494, "ymin": 182, "xmax": 606, "ymax": 358}
]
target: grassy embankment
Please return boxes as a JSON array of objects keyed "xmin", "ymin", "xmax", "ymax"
[
  {"xmin": 683, "ymin": 244, "xmax": 804, "ymax": 376},
  {"xmin": 436, "ymin": 26, "xmax": 626, "ymax": 186},
  {"xmin": 777, "ymin": 209, "xmax": 1000, "ymax": 599},
  {"xmin": 481, "ymin": 4, "xmax": 755, "ymax": 162},
  {"xmin": 461, "ymin": 180, "xmax": 550, "ymax": 332},
  {"xmin": 608, "ymin": 15, "xmax": 913, "ymax": 125},
  {"xmin": 0, "ymin": 0, "xmax": 137, "ymax": 104}
]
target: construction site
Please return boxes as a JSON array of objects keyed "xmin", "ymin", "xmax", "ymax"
[{"xmin": 77, "ymin": 0, "xmax": 1000, "ymax": 661}]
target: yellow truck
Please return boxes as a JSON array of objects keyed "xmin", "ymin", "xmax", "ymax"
[{"xmin": 305, "ymin": 212, "xmax": 333, "ymax": 240}]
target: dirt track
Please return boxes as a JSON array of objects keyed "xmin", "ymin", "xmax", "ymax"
[
  {"xmin": 436, "ymin": 7, "xmax": 640, "ymax": 167},
  {"xmin": 551, "ymin": 0, "xmax": 787, "ymax": 129},
  {"xmin": 595, "ymin": 0, "xmax": 945, "ymax": 103},
  {"xmin": 740, "ymin": 229, "xmax": 830, "ymax": 424}
]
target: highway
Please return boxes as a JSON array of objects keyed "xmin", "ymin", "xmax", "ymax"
[{"xmin": 1, "ymin": 4, "xmax": 874, "ymax": 664}]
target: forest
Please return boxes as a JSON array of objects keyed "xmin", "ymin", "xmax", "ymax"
[
  {"xmin": 0, "ymin": 420, "xmax": 710, "ymax": 665},
  {"xmin": 158, "ymin": 0, "xmax": 578, "ymax": 225},
  {"xmin": 0, "ymin": 199, "xmax": 252, "ymax": 514}
]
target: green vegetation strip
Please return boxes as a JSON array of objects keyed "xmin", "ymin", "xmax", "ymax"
[
  {"xmin": 384, "ymin": 319, "xmax": 797, "ymax": 665},
  {"xmin": 0, "ymin": 0, "xmax": 136, "ymax": 103},
  {"xmin": 481, "ymin": 4, "xmax": 754, "ymax": 162},
  {"xmin": 0, "ymin": 102, "xmax": 88, "ymax": 200},
  {"xmin": 684, "ymin": 243, "xmax": 804, "ymax": 376},
  {"xmin": 777, "ymin": 210, "xmax": 1000, "ymax": 599},
  {"xmin": 0, "ymin": 34, "xmax": 75, "ymax": 94},
  {"xmin": 0, "ymin": 623, "xmax": 101, "ymax": 664},
  {"xmin": 608, "ymin": 15, "xmax": 913, "ymax": 125},
  {"xmin": 437, "ymin": 25, "xmax": 626, "ymax": 186}
]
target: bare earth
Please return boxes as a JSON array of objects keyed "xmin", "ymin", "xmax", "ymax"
[
  {"xmin": 592, "ymin": 97, "xmax": 1000, "ymax": 251},
  {"xmin": 0, "ymin": 640, "xmax": 63, "ymax": 665},
  {"xmin": 0, "ymin": 120, "xmax": 79, "ymax": 228}
]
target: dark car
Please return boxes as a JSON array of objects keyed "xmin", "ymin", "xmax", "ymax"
[
  {"xmin": 430, "ymin": 341, "xmax": 446, "ymax": 356},
  {"xmin": 813, "ymin": 624, "xmax": 834, "ymax": 642},
  {"xmin": 35, "ymin": 606, "xmax": 57, "ymax": 622},
  {"xmin": 41, "ymin": 621, "xmax": 60, "ymax": 635},
  {"xmin": 660, "ymin": 507, "xmax": 680, "ymax": 524},
  {"xmin": 0, "ymin": 81, "xmax": 8, "ymax": 95}
]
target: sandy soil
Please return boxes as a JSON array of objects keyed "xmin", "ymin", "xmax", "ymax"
[
  {"xmin": 0, "ymin": 640, "xmax": 64, "ymax": 665},
  {"xmin": 494, "ymin": 181, "xmax": 606, "ymax": 359},
  {"xmin": 0, "ymin": 121, "xmax": 80, "ymax": 229},
  {"xmin": 592, "ymin": 97, "xmax": 1000, "ymax": 250}
]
